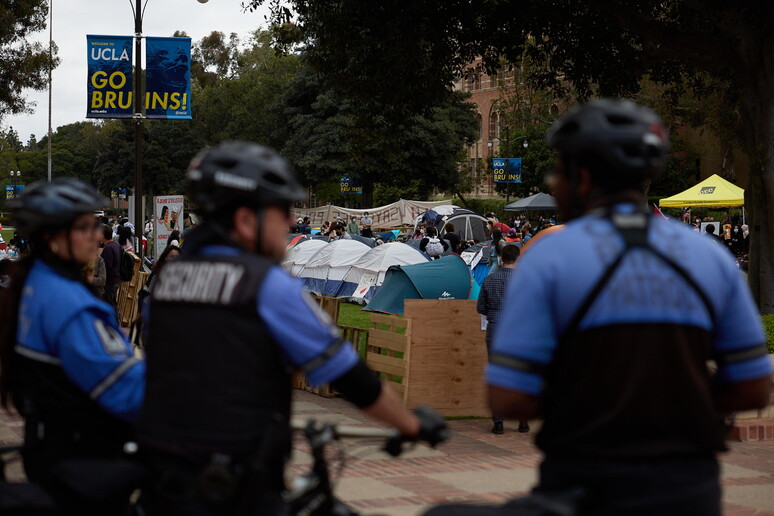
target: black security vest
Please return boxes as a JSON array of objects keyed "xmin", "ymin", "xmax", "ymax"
[
  {"xmin": 13, "ymin": 354, "xmax": 133, "ymax": 478},
  {"xmin": 139, "ymin": 251, "xmax": 292, "ymax": 464},
  {"xmin": 536, "ymin": 211, "xmax": 726, "ymax": 459}
]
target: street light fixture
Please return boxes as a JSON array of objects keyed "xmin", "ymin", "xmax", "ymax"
[
  {"xmin": 487, "ymin": 127, "xmax": 528, "ymax": 202},
  {"xmin": 9, "ymin": 171, "xmax": 21, "ymax": 198}
]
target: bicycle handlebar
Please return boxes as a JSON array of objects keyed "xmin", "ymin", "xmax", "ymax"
[{"xmin": 290, "ymin": 419, "xmax": 399, "ymax": 440}]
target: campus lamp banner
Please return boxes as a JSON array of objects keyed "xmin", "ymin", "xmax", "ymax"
[
  {"xmin": 492, "ymin": 158, "xmax": 523, "ymax": 183},
  {"xmin": 154, "ymin": 195, "xmax": 184, "ymax": 259},
  {"xmin": 86, "ymin": 35, "xmax": 192, "ymax": 119},
  {"xmin": 86, "ymin": 35, "xmax": 133, "ymax": 118},
  {"xmin": 145, "ymin": 37, "xmax": 192, "ymax": 119}
]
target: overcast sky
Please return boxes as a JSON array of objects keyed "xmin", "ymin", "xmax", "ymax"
[{"xmin": 4, "ymin": 0, "xmax": 271, "ymax": 143}]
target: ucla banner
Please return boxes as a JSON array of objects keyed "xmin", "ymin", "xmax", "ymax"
[
  {"xmin": 493, "ymin": 158, "xmax": 523, "ymax": 183},
  {"xmin": 340, "ymin": 175, "xmax": 363, "ymax": 194},
  {"xmin": 86, "ymin": 35, "xmax": 133, "ymax": 118},
  {"xmin": 146, "ymin": 37, "xmax": 192, "ymax": 119}
]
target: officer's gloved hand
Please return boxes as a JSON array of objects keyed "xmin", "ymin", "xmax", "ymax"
[
  {"xmin": 414, "ymin": 406, "xmax": 449, "ymax": 447},
  {"xmin": 384, "ymin": 406, "xmax": 450, "ymax": 457}
]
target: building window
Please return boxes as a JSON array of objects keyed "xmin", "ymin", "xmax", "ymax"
[
  {"xmin": 488, "ymin": 110, "xmax": 499, "ymax": 146},
  {"xmin": 477, "ymin": 114, "xmax": 483, "ymax": 141}
]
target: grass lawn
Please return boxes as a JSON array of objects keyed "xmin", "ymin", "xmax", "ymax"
[
  {"xmin": 1, "ymin": 229, "xmax": 13, "ymax": 244},
  {"xmin": 338, "ymin": 301, "xmax": 372, "ymax": 328}
]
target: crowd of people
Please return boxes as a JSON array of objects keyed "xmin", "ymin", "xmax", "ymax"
[{"xmin": 0, "ymin": 99, "xmax": 770, "ymax": 516}]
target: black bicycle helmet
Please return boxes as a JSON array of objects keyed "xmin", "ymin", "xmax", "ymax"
[
  {"xmin": 547, "ymin": 99, "xmax": 669, "ymax": 189},
  {"xmin": 187, "ymin": 142, "xmax": 306, "ymax": 215},
  {"xmin": 8, "ymin": 178, "xmax": 107, "ymax": 238}
]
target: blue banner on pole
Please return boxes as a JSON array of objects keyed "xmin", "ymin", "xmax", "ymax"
[
  {"xmin": 86, "ymin": 35, "xmax": 134, "ymax": 118},
  {"xmin": 145, "ymin": 37, "xmax": 192, "ymax": 119},
  {"xmin": 507, "ymin": 158, "xmax": 522, "ymax": 183},
  {"xmin": 493, "ymin": 158, "xmax": 523, "ymax": 183},
  {"xmin": 340, "ymin": 175, "xmax": 363, "ymax": 194}
]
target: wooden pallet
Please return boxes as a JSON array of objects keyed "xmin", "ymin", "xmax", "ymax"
[{"xmin": 116, "ymin": 253, "xmax": 147, "ymax": 328}]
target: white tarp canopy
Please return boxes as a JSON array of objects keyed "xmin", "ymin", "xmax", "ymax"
[
  {"xmin": 282, "ymin": 239, "xmax": 328, "ymax": 276},
  {"xmin": 336, "ymin": 242, "xmax": 429, "ymax": 302},
  {"xmin": 291, "ymin": 199, "xmax": 450, "ymax": 229},
  {"xmin": 297, "ymin": 240, "xmax": 371, "ymax": 295}
]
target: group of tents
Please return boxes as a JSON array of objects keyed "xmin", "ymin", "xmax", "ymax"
[
  {"xmin": 283, "ymin": 238, "xmax": 483, "ymax": 314},
  {"xmin": 282, "ymin": 206, "xmax": 500, "ymax": 315},
  {"xmin": 283, "ymin": 175, "xmax": 746, "ymax": 315}
]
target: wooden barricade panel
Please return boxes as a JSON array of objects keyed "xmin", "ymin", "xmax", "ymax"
[
  {"xmin": 367, "ymin": 313, "xmax": 410, "ymax": 403},
  {"xmin": 292, "ymin": 323, "xmax": 366, "ymax": 398},
  {"xmin": 312, "ymin": 295, "xmax": 342, "ymax": 324},
  {"xmin": 404, "ymin": 299, "xmax": 488, "ymax": 417},
  {"xmin": 117, "ymin": 253, "xmax": 143, "ymax": 327}
]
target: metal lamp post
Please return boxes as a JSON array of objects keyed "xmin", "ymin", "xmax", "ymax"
[
  {"xmin": 127, "ymin": 0, "xmax": 206, "ymax": 259},
  {"xmin": 9, "ymin": 171, "xmax": 21, "ymax": 198},
  {"xmin": 488, "ymin": 129, "xmax": 528, "ymax": 202}
]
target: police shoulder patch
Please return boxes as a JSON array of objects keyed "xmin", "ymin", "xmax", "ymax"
[{"xmin": 93, "ymin": 320, "xmax": 128, "ymax": 356}]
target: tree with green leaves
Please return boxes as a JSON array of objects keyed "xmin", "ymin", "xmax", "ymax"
[
  {"xmin": 279, "ymin": 67, "xmax": 477, "ymax": 206},
  {"xmin": 0, "ymin": 0, "xmax": 59, "ymax": 124},
  {"xmin": 248, "ymin": 0, "xmax": 774, "ymax": 311}
]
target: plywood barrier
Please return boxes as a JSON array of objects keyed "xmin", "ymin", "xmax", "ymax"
[
  {"xmin": 366, "ymin": 313, "xmax": 411, "ymax": 403},
  {"xmin": 403, "ymin": 300, "xmax": 489, "ymax": 417}
]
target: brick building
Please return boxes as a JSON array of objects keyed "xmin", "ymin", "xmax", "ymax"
[{"xmin": 454, "ymin": 65, "xmax": 505, "ymax": 198}]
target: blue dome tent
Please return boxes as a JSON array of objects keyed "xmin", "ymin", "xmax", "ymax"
[{"xmin": 364, "ymin": 255, "xmax": 472, "ymax": 315}]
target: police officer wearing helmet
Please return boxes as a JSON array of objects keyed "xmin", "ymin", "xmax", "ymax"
[
  {"xmin": 480, "ymin": 100, "xmax": 772, "ymax": 514},
  {"xmin": 139, "ymin": 142, "xmax": 447, "ymax": 514},
  {"xmin": 0, "ymin": 178, "xmax": 145, "ymax": 514}
]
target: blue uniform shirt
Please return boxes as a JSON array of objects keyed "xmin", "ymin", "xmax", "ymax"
[
  {"xmin": 17, "ymin": 260, "xmax": 145, "ymax": 422},
  {"xmin": 199, "ymin": 246, "xmax": 359, "ymax": 386},
  {"xmin": 487, "ymin": 206, "xmax": 772, "ymax": 395}
]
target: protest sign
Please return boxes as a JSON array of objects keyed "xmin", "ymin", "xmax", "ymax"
[{"xmin": 154, "ymin": 195, "xmax": 184, "ymax": 258}]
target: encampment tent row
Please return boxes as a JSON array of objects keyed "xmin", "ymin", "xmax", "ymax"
[
  {"xmin": 297, "ymin": 240, "xmax": 371, "ymax": 296},
  {"xmin": 282, "ymin": 238, "xmax": 328, "ymax": 276},
  {"xmin": 334, "ymin": 242, "xmax": 429, "ymax": 303}
]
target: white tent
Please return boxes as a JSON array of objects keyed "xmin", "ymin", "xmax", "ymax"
[
  {"xmin": 334, "ymin": 242, "xmax": 429, "ymax": 302},
  {"xmin": 283, "ymin": 239, "xmax": 328, "ymax": 276},
  {"xmin": 297, "ymin": 240, "xmax": 371, "ymax": 296}
]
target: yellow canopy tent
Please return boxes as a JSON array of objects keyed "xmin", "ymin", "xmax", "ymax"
[{"xmin": 658, "ymin": 174, "xmax": 744, "ymax": 208}]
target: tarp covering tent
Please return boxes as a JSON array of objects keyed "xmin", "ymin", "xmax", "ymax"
[
  {"xmin": 504, "ymin": 192, "xmax": 557, "ymax": 211},
  {"xmin": 297, "ymin": 240, "xmax": 370, "ymax": 295},
  {"xmin": 364, "ymin": 255, "xmax": 472, "ymax": 315},
  {"xmin": 334, "ymin": 242, "xmax": 429, "ymax": 302},
  {"xmin": 460, "ymin": 240, "xmax": 494, "ymax": 285},
  {"xmin": 282, "ymin": 239, "xmax": 328, "ymax": 276},
  {"xmin": 287, "ymin": 234, "xmax": 311, "ymax": 248},
  {"xmin": 414, "ymin": 206, "xmax": 490, "ymax": 242},
  {"xmin": 349, "ymin": 235, "xmax": 376, "ymax": 248},
  {"xmin": 659, "ymin": 174, "xmax": 744, "ymax": 208}
]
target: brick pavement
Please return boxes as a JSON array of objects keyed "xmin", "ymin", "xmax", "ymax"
[{"xmin": 3, "ymin": 391, "xmax": 774, "ymax": 514}]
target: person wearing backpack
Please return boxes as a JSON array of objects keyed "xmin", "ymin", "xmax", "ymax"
[{"xmin": 419, "ymin": 226, "xmax": 448, "ymax": 259}]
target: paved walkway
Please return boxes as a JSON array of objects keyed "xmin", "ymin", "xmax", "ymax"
[{"xmin": 3, "ymin": 391, "xmax": 774, "ymax": 514}]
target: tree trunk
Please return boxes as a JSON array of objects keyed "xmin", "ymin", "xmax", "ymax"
[
  {"xmin": 362, "ymin": 175, "xmax": 374, "ymax": 209},
  {"xmin": 740, "ymin": 74, "xmax": 774, "ymax": 314}
]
